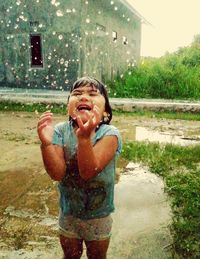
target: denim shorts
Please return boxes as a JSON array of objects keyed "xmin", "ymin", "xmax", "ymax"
[{"xmin": 59, "ymin": 213, "xmax": 113, "ymax": 241}]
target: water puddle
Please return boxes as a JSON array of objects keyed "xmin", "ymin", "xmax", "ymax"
[{"xmin": 120, "ymin": 126, "xmax": 200, "ymax": 146}]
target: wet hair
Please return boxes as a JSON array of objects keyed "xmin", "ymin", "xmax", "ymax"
[{"xmin": 68, "ymin": 76, "xmax": 112, "ymax": 125}]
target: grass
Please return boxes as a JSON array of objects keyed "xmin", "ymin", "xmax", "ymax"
[
  {"xmin": 121, "ymin": 142, "xmax": 200, "ymax": 258},
  {"xmin": 1, "ymin": 100, "xmax": 200, "ymax": 121}
]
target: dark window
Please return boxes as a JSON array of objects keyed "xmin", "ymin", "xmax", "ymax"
[
  {"xmin": 96, "ymin": 23, "xmax": 106, "ymax": 32},
  {"xmin": 123, "ymin": 36, "xmax": 128, "ymax": 45},
  {"xmin": 112, "ymin": 31, "xmax": 117, "ymax": 42},
  {"xmin": 30, "ymin": 35, "xmax": 43, "ymax": 67}
]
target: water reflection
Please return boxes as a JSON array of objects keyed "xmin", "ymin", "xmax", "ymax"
[{"xmin": 121, "ymin": 126, "xmax": 200, "ymax": 146}]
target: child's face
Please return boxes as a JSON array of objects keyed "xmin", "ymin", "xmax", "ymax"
[{"xmin": 68, "ymin": 84, "xmax": 106, "ymax": 124}]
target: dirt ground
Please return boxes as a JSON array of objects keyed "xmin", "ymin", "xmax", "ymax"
[{"xmin": 0, "ymin": 111, "xmax": 200, "ymax": 258}]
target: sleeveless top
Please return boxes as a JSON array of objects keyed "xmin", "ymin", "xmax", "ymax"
[{"xmin": 52, "ymin": 121, "xmax": 122, "ymax": 220}]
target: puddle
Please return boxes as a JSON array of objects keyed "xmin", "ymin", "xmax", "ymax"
[
  {"xmin": 135, "ymin": 126, "xmax": 200, "ymax": 145},
  {"xmin": 120, "ymin": 126, "xmax": 200, "ymax": 146}
]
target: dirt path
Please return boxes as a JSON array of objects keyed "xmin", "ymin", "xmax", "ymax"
[{"xmin": 1, "ymin": 111, "xmax": 199, "ymax": 258}]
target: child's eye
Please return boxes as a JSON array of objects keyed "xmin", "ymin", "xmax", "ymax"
[
  {"xmin": 71, "ymin": 92, "xmax": 81, "ymax": 96},
  {"xmin": 90, "ymin": 92, "xmax": 99, "ymax": 96}
]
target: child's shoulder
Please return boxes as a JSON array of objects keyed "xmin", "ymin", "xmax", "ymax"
[{"xmin": 97, "ymin": 124, "xmax": 120, "ymax": 137}]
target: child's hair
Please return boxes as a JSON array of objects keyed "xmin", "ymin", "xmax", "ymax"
[{"xmin": 69, "ymin": 76, "xmax": 112, "ymax": 125}]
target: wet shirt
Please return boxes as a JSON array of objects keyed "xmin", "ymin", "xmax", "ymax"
[{"xmin": 52, "ymin": 121, "xmax": 122, "ymax": 220}]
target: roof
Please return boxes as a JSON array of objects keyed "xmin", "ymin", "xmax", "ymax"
[{"xmin": 120, "ymin": 0, "xmax": 150, "ymax": 25}]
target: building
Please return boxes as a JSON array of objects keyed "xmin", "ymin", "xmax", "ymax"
[{"xmin": 0, "ymin": 0, "xmax": 142, "ymax": 90}]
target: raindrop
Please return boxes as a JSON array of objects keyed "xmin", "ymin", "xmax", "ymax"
[
  {"xmin": 127, "ymin": 18, "xmax": 130, "ymax": 22},
  {"xmin": 58, "ymin": 35, "xmax": 63, "ymax": 40},
  {"xmin": 56, "ymin": 10, "xmax": 63, "ymax": 16},
  {"xmin": 65, "ymin": 44, "xmax": 68, "ymax": 47},
  {"xmin": 66, "ymin": 9, "xmax": 72, "ymax": 13},
  {"xmin": 51, "ymin": 0, "xmax": 56, "ymax": 5},
  {"xmin": 114, "ymin": 6, "xmax": 118, "ymax": 11},
  {"xmin": 72, "ymin": 8, "xmax": 76, "ymax": 13},
  {"xmin": 16, "ymin": 0, "xmax": 21, "ymax": 5},
  {"xmin": 85, "ymin": 1, "xmax": 89, "ymax": 4},
  {"xmin": 39, "ymin": 24, "xmax": 43, "ymax": 28},
  {"xmin": 86, "ymin": 18, "xmax": 90, "ymax": 23},
  {"xmin": 98, "ymin": 11, "xmax": 101, "ymax": 14},
  {"xmin": 52, "ymin": 31, "xmax": 56, "ymax": 35},
  {"xmin": 85, "ymin": 31, "xmax": 88, "ymax": 35},
  {"xmin": 60, "ymin": 58, "xmax": 64, "ymax": 64},
  {"xmin": 120, "ymin": 74, "xmax": 124, "ymax": 78},
  {"xmin": 110, "ymin": 1, "xmax": 114, "ymax": 5}
]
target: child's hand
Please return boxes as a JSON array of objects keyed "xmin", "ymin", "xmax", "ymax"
[
  {"xmin": 75, "ymin": 105, "xmax": 101, "ymax": 139},
  {"xmin": 37, "ymin": 111, "xmax": 54, "ymax": 145}
]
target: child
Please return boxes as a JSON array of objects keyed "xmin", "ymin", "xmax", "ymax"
[{"xmin": 37, "ymin": 76, "xmax": 122, "ymax": 259}]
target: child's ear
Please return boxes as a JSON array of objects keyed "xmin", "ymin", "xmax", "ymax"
[{"xmin": 103, "ymin": 112, "xmax": 109, "ymax": 122}]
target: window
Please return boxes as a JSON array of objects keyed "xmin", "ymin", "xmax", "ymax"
[
  {"xmin": 123, "ymin": 36, "xmax": 128, "ymax": 45},
  {"xmin": 112, "ymin": 31, "xmax": 117, "ymax": 42},
  {"xmin": 30, "ymin": 34, "xmax": 43, "ymax": 67},
  {"xmin": 96, "ymin": 23, "xmax": 106, "ymax": 32}
]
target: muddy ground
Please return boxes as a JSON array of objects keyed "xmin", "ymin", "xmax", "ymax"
[{"xmin": 0, "ymin": 111, "xmax": 200, "ymax": 258}]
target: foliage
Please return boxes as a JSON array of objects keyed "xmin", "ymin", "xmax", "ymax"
[
  {"xmin": 107, "ymin": 35, "xmax": 200, "ymax": 100},
  {"xmin": 121, "ymin": 142, "xmax": 200, "ymax": 258}
]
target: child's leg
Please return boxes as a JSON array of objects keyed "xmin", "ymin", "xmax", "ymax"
[
  {"xmin": 85, "ymin": 238, "xmax": 110, "ymax": 259},
  {"xmin": 60, "ymin": 235, "xmax": 83, "ymax": 259}
]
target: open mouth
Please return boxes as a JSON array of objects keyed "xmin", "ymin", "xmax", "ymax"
[{"xmin": 77, "ymin": 104, "xmax": 92, "ymax": 111}]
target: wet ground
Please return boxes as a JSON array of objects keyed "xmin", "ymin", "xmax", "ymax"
[{"xmin": 0, "ymin": 111, "xmax": 200, "ymax": 258}]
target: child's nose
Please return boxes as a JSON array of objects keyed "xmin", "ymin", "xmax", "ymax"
[{"xmin": 79, "ymin": 94, "xmax": 90, "ymax": 101}]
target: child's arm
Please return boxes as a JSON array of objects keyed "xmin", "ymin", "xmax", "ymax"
[
  {"xmin": 77, "ymin": 135, "xmax": 118, "ymax": 181},
  {"xmin": 37, "ymin": 112, "xmax": 66, "ymax": 181},
  {"xmin": 75, "ymin": 108, "xmax": 118, "ymax": 181}
]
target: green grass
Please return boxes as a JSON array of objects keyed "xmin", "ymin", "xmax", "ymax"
[
  {"xmin": 121, "ymin": 142, "xmax": 200, "ymax": 258},
  {"xmin": 0, "ymin": 101, "xmax": 67, "ymax": 114},
  {"xmin": 1, "ymin": 100, "xmax": 200, "ymax": 121}
]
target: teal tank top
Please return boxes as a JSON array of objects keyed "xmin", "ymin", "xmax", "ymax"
[{"xmin": 52, "ymin": 121, "xmax": 122, "ymax": 220}]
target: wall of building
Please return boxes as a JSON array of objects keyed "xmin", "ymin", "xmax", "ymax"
[
  {"xmin": 0, "ymin": 0, "xmax": 141, "ymax": 90},
  {"xmin": 79, "ymin": 0, "xmax": 141, "ymax": 82}
]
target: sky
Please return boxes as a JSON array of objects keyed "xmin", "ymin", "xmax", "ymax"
[{"xmin": 127, "ymin": 0, "xmax": 200, "ymax": 57}]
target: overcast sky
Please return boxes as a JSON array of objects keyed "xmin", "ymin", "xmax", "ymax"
[{"xmin": 127, "ymin": 0, "xmax": 200, "ymax": 57}]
